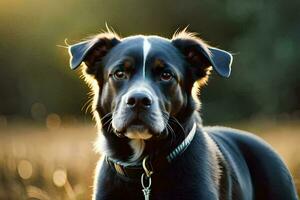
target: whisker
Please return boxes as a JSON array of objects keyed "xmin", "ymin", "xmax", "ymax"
[
  {"xmin": 162, "ymin": 111, "xmax": 188, "ymax": 139},
  {"xmin": 102, "ymin": 118, "xmax": 112, "ymax": 128},
  {"xmin": 166, "ymin": 122, "xmax": 176, "ymax": 146},
  {"xmin": 107, "ymin": 121, "xmax": 114, "ymax": 134},
  {"xmin": 81, "ymin": 96, "xmax": 94, "ymax": 114},
  {"xmin": 171, "ymin": 116, "xmax": 187, "ymax": 138},
  {"xmin": 161, "ymin": 113, "xmax": 176, "ymax": 146},
  {"xmin": 99, "ymin": 112, "xmax": 113, "ymax": 121}
]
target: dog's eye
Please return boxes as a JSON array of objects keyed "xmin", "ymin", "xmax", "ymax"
[
  {"xmin": 160, "ymin": 72, "xmax": 173, "ymax": 81},
  {"xmin": 114, "ymin": 70, "xmax": 127, "ymax": 80}
]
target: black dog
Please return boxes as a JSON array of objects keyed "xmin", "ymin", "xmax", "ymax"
[{"xmin": 67, "ymin": 30, "xmax": 298, "ymax": 200}]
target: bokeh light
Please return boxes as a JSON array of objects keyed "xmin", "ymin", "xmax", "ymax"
[
  {"xmin": 53, "ymin": 169, "xmax": 67, "ymax": 187},
  {"xmin": 17, "ymin": 160, "xmax": 33, "ymax": 180}
]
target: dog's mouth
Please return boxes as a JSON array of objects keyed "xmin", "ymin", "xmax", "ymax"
[{"xmin": 112, "ymin": 113, "xmax": 165, "ymax": 140}]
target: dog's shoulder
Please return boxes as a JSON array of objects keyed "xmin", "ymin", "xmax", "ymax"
[
  {"xmin": 202, "ymin": 126, "xmax": 298, "ymax": 199},
  {"xmin": 203, "ymin": 126, "xmax": 273, "ymax": 154},
  {"xmin": 203, "ymin": 125, "xmax": 287, "ymax": 172}
]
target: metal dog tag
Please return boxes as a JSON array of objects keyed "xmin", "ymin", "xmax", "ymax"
[
  {"xmin": 141, "ymin": 173, "xmax": 151, "ymax": 200},
  {"xmin": 142, "ymin": 187, "xmax": 151, "ymax": 200}
]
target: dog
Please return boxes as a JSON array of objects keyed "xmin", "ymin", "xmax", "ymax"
[{"xmin": 67, "ymin": 30, "xmax": 298, "ymax": 200}]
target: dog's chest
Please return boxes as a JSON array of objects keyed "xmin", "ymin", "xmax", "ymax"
[
  {"xmin": 94, "ymin": 135, "xmax": 220, "ymax": 200},
  {"xmin": 96, "ymin": 164, "xmax": 215, "ymax": 200}
]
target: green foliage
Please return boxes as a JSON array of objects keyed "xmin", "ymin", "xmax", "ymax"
[{"xmin": 0, "ymin": 0, "xmax": 299, "ymax": 123}]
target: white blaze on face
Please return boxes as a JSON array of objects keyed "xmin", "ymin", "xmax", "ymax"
[{"xmin": 142, "ymin": 38, "xmax": 151, "ymax": 78}]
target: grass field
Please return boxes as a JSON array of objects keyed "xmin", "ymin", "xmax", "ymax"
[{"xmin": 0, "ymin": 120, "xmax": 299, "ymax": 199}]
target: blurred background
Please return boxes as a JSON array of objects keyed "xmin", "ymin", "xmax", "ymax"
[{"xmin": 0, "ymin": 0, "xmax": 299, "ymax": 199}]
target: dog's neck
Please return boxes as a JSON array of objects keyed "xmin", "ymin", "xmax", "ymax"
[{"xmin": 96, "ymin": 112, "xmax": 201, "ymax": 166}]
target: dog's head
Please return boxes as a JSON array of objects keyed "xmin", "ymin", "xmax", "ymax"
[{"xmin": 68, "ymin": 30, "xmax": 232, "ymax": 152}]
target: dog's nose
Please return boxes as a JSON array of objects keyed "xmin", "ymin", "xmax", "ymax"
[{"xmin": 126, "ymin": 92, "xmax": 152, "ymax": 108}]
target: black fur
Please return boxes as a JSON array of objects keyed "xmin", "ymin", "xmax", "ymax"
[{"xmin": 68, "ymin": 31, "xmax": 298, "ymax": 200}]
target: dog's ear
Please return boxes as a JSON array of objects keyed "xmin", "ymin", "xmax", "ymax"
[
  {"xmin": 171, "ymin": 32, "xmax": 232, "ymax": 79},
  {"xmin": 68, "ymin": 33, "xmax": 120, "ymax": 73}
]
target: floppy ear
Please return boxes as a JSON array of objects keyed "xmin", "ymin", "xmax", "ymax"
[
  {"xmin": 68, "ymin": 33, "xmax": 120, "ymax": 73},
  {"xmin": 172, "ymin": 32, "xmax": 233, "ymax": 78}
]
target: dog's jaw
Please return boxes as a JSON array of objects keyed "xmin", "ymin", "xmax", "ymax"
[{"xmin": 95, "ymin": 128, "xmax": 150, "ymax": 164}]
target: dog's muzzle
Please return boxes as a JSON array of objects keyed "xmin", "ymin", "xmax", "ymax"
[{"xmin": 112, "ymin": 87, "xmax": 165, "ymax": 139}]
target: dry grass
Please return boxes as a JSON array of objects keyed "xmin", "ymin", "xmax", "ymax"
[
  {"xmin": 0, "ymin": 121, "xmax": 299, "ymax": 199},
  {"xmin": 0, "ymin": 124, "xmax": 98, "ymax": 200}
]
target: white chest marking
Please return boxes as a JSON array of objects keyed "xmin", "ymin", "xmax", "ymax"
[
  {"xmin": 129, "ymin": 139, "xmax": 145, "ymax": 163},
  {"xmin": 143, "ymin": 38, "xmax": 151, "ymax": 78}
]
